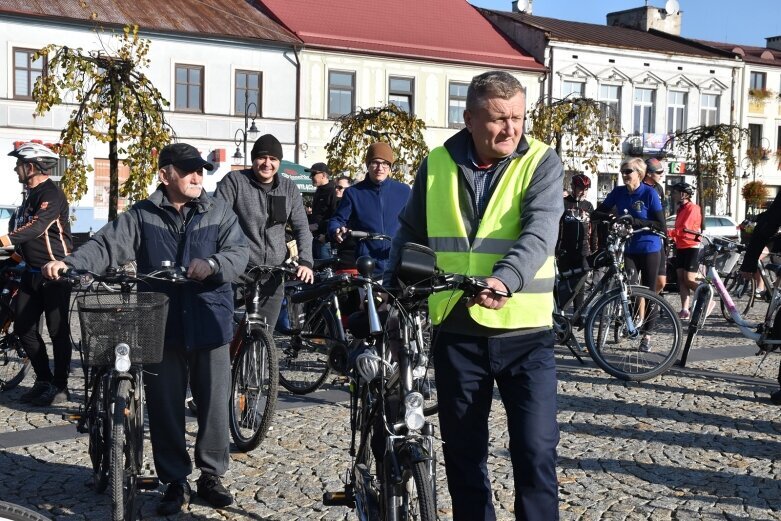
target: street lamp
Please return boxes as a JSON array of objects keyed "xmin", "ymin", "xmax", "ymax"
[{"xmin": 232, "ymin": 89, "xmax": 259, "ymax": 168}]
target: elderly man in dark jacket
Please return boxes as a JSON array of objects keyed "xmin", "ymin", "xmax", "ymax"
[
  {"xmin": 43, "ymin": 143, "xmax": 249, "ymax": 515},
  {"xmin": 306, "ymin": 162, "xmax": 338, "ymax": 259},
  {"xmin": 328, "ymin": 142, "xmax": 410, "ymax": 274},
  {"xmin": 214, "ymin": 134, "xmax": 313, "ymax": 327}
]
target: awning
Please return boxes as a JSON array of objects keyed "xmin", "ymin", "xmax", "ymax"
[{"xmin": 279, "ymin": 160, "xmax": 315, "ymax": 193}]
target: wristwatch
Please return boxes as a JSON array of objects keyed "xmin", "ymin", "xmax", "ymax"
[{"xmin": 206, "ymin": 258, "xmax": 218, "ymax": 273}]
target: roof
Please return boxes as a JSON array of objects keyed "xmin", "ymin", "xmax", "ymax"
[
  {"xmin": 257, "ymin": 0, "xmax": 544, "ymax": 71},
  {"xmin": 480, "ymin": 9, "xmax": 735, "ymax": 60},
  {"xmin": 697, "ymin": 39, "xmax": 781, "ymax": 67},
  {"xmin": 0, "ymin": 0, "xmax": 300, "ymax": 45}
]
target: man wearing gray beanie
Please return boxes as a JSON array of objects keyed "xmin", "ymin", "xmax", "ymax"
[{"xmin": 214, "ymin": 133, "xmax": 313, "ymax": 328}]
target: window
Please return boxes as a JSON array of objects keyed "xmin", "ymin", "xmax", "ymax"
[
  {"xmin": 562, "ymin": 80, "xmax": 585, "ymax": 99},
  {"xmin": 700, "ymin": 93, "xmax": 720, "ymax": 126},
  {"xmin": 749, "ymin": 123, "xmax": 763, "ymax": 149},
  {"xmin": 388, "ymin": 76, "xmax": 414, "ymax": 114},
  {"xmin": 633, "ymin": 88, "xmax": 656, "ymax": 134},
  {"xmin": 448, "ymin": 82, "xmax": 469, "ymax": 128},
  {"xmin": 599, "ymin": 84, "xmax": 621, "ymax": 132},
  {"xmin": 328, "ymin": 70, "xmax": 355, "ymax": 118},
  {"xmin": 235, "ymin": 70, "xmax": 262, "ymax": 116},
  {"xmin": 13, "ymin": 48, "xmax": 46, "ymax": 100},
  {"xmin": 175, "ymin": 64, "xmax": 204, "ymax": 112},
  {"xmin": 749, "ymin": 71, "xmax": 767, "ymax": 91},
  {"xmin": 94, "ymin": 159, "xmax": 131, "ymax": 212},
  {"xmin": 667, "ymin": 91, "xmax": 687, "ymax": 133}
]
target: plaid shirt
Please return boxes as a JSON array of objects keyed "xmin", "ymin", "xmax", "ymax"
[{"xmin": 467, "ymin": 146, "xmax": 510, "ymax": 217}]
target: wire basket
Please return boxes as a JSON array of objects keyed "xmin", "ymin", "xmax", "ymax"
[
  {"xmin": 713, "ymin": 250, "xmax": 740, "ymax": 275},
  {"xmin": 77, "ymin": 292, "xmax": 169, "ymax": 367}
]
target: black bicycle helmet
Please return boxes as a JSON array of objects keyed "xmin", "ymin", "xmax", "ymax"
[{"xmin": 671, "ymin": 182, "xmax": 695, "ymax": 196}]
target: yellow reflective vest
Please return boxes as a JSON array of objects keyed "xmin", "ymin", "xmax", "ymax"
[{"xmin": 426, "ymin": 138, "xmax": 555, "ymax": 328}]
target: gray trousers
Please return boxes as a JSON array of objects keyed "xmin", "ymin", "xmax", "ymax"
[{"xmin": 145, "ymin": 343, "xmax": 231, "ymax": 484}]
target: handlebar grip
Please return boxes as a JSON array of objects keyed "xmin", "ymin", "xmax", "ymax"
[{"xmin": 348, "ymin": 230, "xmax": 370, "ymax": 239}]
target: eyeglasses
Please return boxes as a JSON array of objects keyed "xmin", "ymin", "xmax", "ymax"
[
  {"xmin": 620, "ymin": 169, "xmax": 635, "ymax": 175},
  {"xmin": 369, "ymin": 160, "xmax": 391, "ymax": 169}
]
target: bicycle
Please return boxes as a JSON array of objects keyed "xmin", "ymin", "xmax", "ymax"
[
  {"xmin": 275, "ymin": 231, "xmax": 391, "ymax": 395},
  {"xmin": 0, "ymin": 262, "xmax": 30, "ymax": 391},
  {"xmin": 228, "ymin": 262, "xmax": 298, "ymax": 452},
  {"xmin": 555, "ymin": 217, "xmax": 683, "ymax": 381},
  {"xmin": 679, "ymin": 231, "xmax": 781, "ymax": 369},
  {"xmin": 60, "ymin": 265, "xmax": 176, "ymax": 521},
  {"xmin": 320, "ymin": 248, "xmax": 461, "ymax": 520}
]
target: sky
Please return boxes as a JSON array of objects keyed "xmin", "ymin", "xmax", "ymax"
[{"xmin": 470, "ymin": 0, "xmax": 781, "ymax": 48}]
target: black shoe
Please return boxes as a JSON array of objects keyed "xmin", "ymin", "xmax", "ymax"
[
  {"xmin": 770, "ymin": 389, "xmax": 781, "ymax": 405},
  {"xmin": 197, "ymin": 474, "xmax": 233, "ymax": 508},
  {"xmin": 157, "ymin": 481, "xmax": 191, "ymax": 516},
  {"xmin": 32, "ymin": 384, "xmax": 69, "ymax": 406},
  {"xmin": 20, "ymin": 381, "xmax": 53, "ymax": 404}
]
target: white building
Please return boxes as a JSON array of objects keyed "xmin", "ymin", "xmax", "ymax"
[
  {"xmin": 479, "ymin": 3, "xmax": 743, "ymax": 215},
  {"xmin": 1, "ymin": 0, "xmax": 300, "ymax": 231}
]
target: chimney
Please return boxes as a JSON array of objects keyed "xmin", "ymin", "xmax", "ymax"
[
  {"xmin": 606, "ymin": 5, "xmax": 681, "ymax": 36},
  {"xmin": 511, "ymin": 0, "xmax": 533, "ymax": 14},
  {"xmin": 767, "ymin": 36, "xmax": 781, "ymax": 51}
]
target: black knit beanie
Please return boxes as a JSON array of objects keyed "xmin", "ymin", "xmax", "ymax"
[{"xmin": 250, "ymin": 134, "xmax": 283, "ymax": 161}]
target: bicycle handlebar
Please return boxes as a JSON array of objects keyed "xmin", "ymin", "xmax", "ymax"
[{"xmin": 346, "ymin": 230, "xmax": 392, "ymax": 241}]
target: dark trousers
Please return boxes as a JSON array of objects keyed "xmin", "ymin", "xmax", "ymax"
[
  {"xmin": 433, "ymin": 329, "xmax": 560, "ymax": 521},
  {"xmin": 15, "ymin": 271, "xmax": 72, "ymax": 388},
  {"xmin": 145, "ymin": 343, "xmax": 231, "ymax": 484}
]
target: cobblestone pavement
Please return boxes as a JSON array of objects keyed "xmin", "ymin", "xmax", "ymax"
[{"xmin": 0, "ymin": 306, "xmax": 780, "ymax": 520}]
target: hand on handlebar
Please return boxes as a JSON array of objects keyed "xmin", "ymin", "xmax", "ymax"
[
  {"xmin": 187, "ymin": 258, "xmax": 214, "ymax": 281},
  {"xmin": 42, "ymin": 260, "xmax": 68, "ymax": 280},
  {"xmin": 297, "ymin": 265, "xmax": 314, "ymax": 284},
  {"xmin": 334, "ymin": 226, "xmax": 348, "ymax": 243},
  {"xmin": 467, "ymin": 276, "xmax": 510, "ymax": 311}
]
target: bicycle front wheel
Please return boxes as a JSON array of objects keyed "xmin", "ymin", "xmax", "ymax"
[
  {"xmin": 229, "ymin": 326, "xmax": 278, "ymax": 452},
  {"xmin": 89, "ymin": 372, "xmax": 110, "ymax": 493},
  {"xmin": 110, "ymin": 379, "xmax": 139, "ymax": 521},
  {"xmin": 585, "ymin": 286, "xmax": 682, "ymax": 381},
  {"xmin": 277, "ymin": 305, "xmax": 333, "ymax": 395},
  {"xmin": 404, "ymin": 460, "xmax": 437, "ymax": 521},
  {"xmin": 0, "ymin": 313, "xmax": 30, "ymax": 391}
]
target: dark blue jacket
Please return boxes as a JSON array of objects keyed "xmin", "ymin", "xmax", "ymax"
[
  {"xmin": 328, "ymin": 176, "xmax": 410, "ymax": 274},
  {"xmin": 65, "ymin": 187, "xmax": 249, "ymax": 351}
]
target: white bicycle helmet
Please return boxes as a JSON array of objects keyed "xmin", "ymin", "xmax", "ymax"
[{"xmin": 8, "ymin": 142, "xmax": 59, "ymax": 171}]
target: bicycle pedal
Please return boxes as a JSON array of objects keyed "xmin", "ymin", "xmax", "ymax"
[
  {"xmin": 136, "ymin": 476, "xmax": 160, "ymax": 490},
  {"xmin": 331, "ymin": 375, "xmax": 349, "ymax": 385},
  {"xmin": 62, "ymin": 412, "xmax": 82, "ymax": 422},
  {"xmin": 323, "ymin": 490, "xmax": 355, "ymax": 507}
]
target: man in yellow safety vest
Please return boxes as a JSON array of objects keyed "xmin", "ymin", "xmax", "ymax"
[{"xmin": 386, "ymin": 71, "xmax": 564, "ymax": 520}]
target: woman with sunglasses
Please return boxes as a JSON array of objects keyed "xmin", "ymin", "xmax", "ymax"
[{"xmin": 592, "ymin": 157, "xmax": 666, "ymax": 350}]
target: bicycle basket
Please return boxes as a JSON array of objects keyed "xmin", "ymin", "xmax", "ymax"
[
  {"xmin": 713, "ymin": 250, "xmax": 740, "ymax": 275},
  {"xmin": 77, "ymin": 292, "xmax": 169, "ymax": 366}
]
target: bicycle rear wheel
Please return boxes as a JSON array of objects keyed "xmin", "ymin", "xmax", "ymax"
[
  {"xmin": 585, "ymin": 286, "xmax": 682, "ymax": 381},
  {"xmin": 277, "ymin": 305, "xmax": 333, "ymax": 394},
  {"xmin": 0, "ymin": 501, "xmax": 51, "ymax": 521},
  {"xmin": 229, "ymin": 326, "xmax": 278, "ymax": 452},
  {"xmin": 110, "ymin": 379, "xmax": 139, "ymax": 521},
  {"xmin": 0, "ymin": 313, "xmax": 30, "ymax": 391}
]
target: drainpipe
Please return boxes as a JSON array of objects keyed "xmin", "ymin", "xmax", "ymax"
[{"xmin": 288, "ymin": 46, "xmax": 302, "ymax": 164}]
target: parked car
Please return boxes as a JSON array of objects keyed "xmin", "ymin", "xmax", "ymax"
[
  {"xmin": 0, "ymin": 205, "xmax": 15, "ymax": 235},
  {"xmin": 665, "ymin": 214, "xmax": 739, "ymax": 239}
]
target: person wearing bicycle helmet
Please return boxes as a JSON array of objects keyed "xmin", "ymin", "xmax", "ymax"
[
  {"xmin": 2, "ymin": 142, "xmax": 74, "ymax": 407},
  {"xmin": 669, "ymin": 182, "xmax": 702, "ymax": 320},
  {"xmin": 556, "ymin": 173, "xmax": 597, "ymax": 310},
  {"xmin": 740, "ymin": 190, "xmax": 781, "ymax": 405},
  {"xmin": 644, "ymin": 158, "xmax": 670, "ymax": 294}
]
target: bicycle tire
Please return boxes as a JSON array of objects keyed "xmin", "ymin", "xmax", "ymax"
[
  {"xmin": 720, "ymin": 275, "xmax": 755, "ymax": 322},
  {"xmin": 0, "ymin": 312, "xmax": 30, "ymax": 391},
  {"xmin": 277, "ymin": 305, "xmax": 333, "ymax": 395},
  {"xmin": 89, "ymin": 373, "xmax": 110, "ymax": 493},
  {"xmin": 0, "ymin": 501, "xmax": 51, "ymax": 521},
  {"xmin": 110, "ymin": 379, "xmax": 138, "ymax": 521},
  {"xmin": 229, "ymin": 326, "xmax": 278, "ymax": 452},
  {"xmin": 405, "ymin": 460, "xmax": 437, "ymax": 521},
  {"xmin": 415, "ymin": 316, "xmax": 437, "ymax": 417},
  {"xmin": 585, "ymin": 286, "xmax": 682, "ymax": 381}
]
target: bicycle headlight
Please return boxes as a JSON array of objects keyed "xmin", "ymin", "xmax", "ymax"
[
  {"xmin": 404, "ymin": 392, "xmax": 425, "ymax": 431},
  {"xmin": 114, "ymin": 343, "xmax": 131, "ymax": 373}
]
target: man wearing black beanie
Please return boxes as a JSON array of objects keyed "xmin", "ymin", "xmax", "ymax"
[{"xmin": 214, "ymin": 134, "xmax": 313, "ymax": 328}]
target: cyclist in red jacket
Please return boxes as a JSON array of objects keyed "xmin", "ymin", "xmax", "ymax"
[{"xmin": 668, "ymin": 182, "xmax": 702, "ymax": 320}]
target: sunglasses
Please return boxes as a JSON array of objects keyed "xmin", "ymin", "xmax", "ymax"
[{"xmin": 620, "ymin": 169, "xmax": 635, "ymax": 175}]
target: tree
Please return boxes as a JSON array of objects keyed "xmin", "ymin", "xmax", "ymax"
[
  {"xmin": 527, "ymin": 96, "xmax": 621, "ymax": 176},
  {"xmin": 663, "ymin": 124, "xmax": 748, "ymax": 206},
  {"xmin": 324, "ymin": 104, "xmax": 428, "ymax": 181},
  {"xmin": 33, "ymin": 25, "xmax": 172, "ymax": 221}
]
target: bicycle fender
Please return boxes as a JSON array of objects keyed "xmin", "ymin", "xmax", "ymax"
[{"xmin": 398, "ymin": 439, "xmax": 432, "ymax": 465}]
